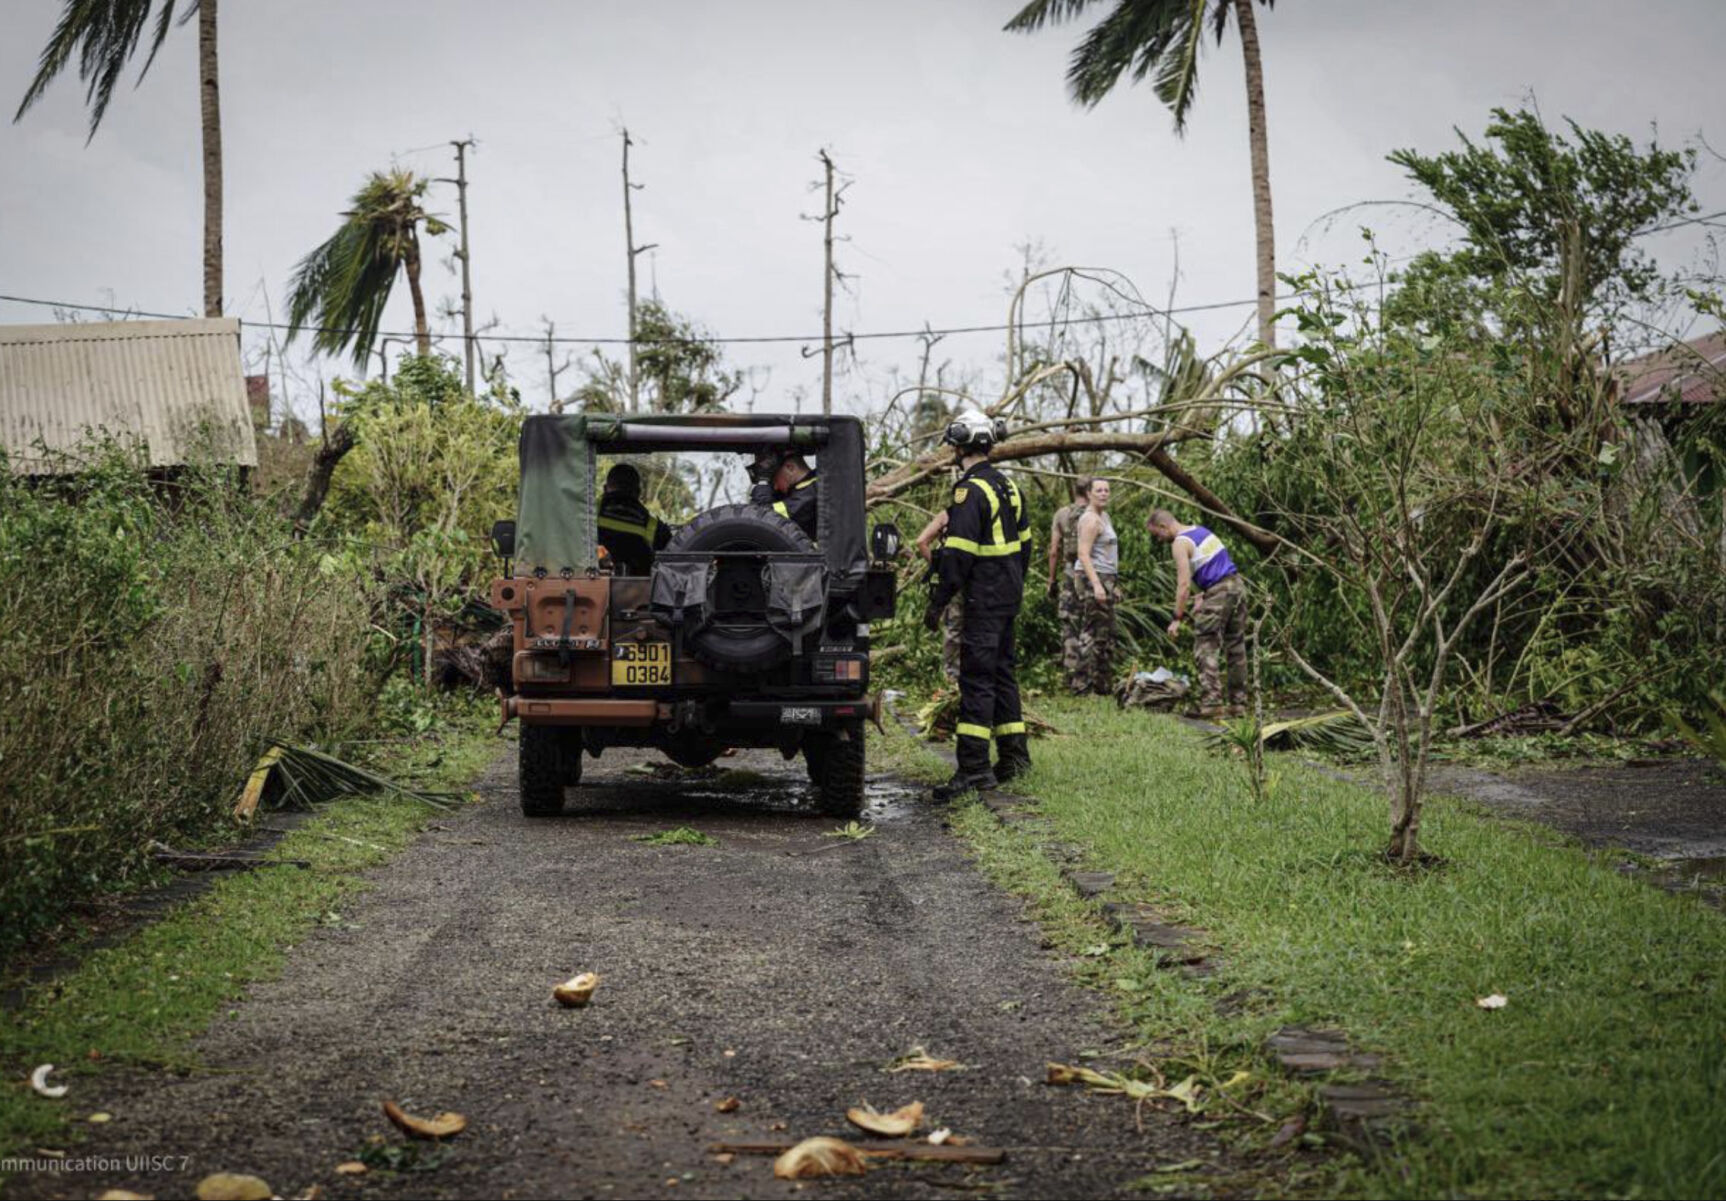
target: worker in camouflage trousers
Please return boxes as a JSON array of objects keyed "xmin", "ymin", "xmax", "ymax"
[
  {"xmin": 1046, "ymin": 479, "xmax": 1090, "ymax": 694},
  {"xmin": 925, "ymin": 409, "xmax": 1032, "ymax": 800},
  {"xmin": 1148, "ymin": 509, "xmax": 1247, "ymax": 718},
  {"xmin": 915, "ymin": 510, "xmax": 964, "ymax": 682},
  {"xmin": 1072, "ymin": 478, "xmax": 1119, "ymax": 695}
]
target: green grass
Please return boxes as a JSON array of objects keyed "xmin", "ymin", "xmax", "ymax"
[
  {"xmin": 633, "ymin": 826, "xmax": 719, "ymax": 846},
  {"xmin": 949, "ymin": 698, "xmax": 1726, "ymax": 1200},
  {"xmin": 869, "ymin": 707, "xmax": 951, "ymax": 785},
  {"xmin": 0, "ymin": 708, "xmax": 500, "ymax": 1163}
]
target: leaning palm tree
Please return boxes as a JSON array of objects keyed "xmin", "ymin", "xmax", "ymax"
[
  {"xmin": 285, "ymin": 169, "xmax": 449, "ymax": 369},
  {"xmin": 15, "ymin": 0, "xmax": 225, "ymax": 317},
  {"xmin": 1006, "ymin": 0, "xmax": 1279, "ymax": 349}
]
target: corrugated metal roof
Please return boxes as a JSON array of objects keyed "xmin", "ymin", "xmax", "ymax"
[
  {"xmin": 1618, "ymin": 330, "xmax": 1726, "ymax": 407},
  {"xmin": 0, "ymin": 317, "xmax": 258, "ymax": 473}
]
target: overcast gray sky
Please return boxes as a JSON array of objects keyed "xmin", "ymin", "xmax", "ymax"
[{"xmin": 2, "ymin": 0, "xmax": 1722, "ymax": 425}]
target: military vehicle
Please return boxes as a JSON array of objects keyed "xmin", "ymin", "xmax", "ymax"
[{"xmin": 488, "ymin": 413, "xmax": 899, "ymax": 818}]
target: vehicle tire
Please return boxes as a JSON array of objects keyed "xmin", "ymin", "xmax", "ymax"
[
  {"xmin": 807, "ymin": 721, "xmax": 865, "ymax": 819},
  {"xmin": 559, "ymin": 728, "xmax": 585, "ymax": 787},
  {"xmin": 803, "ymin": 734, "xmax": 827, "ymax": 783},
  {"xmin": 662, "ymin": 504, "xmax": 817, "ymax": 673},
  {"xmin": 520, "ymin": 724, "xmax": 566, "ymax": 817}
]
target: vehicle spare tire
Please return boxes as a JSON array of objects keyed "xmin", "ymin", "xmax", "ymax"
[{"xmin": 661, "ymin": 503, "xmax": 818, "ymax": 673}]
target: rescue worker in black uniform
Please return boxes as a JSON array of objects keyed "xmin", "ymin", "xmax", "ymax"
[
  {"xmin": 924, "ymin": 409, "xmax": 1032, "ymax": 800},
  {"xmin": 597, "ymin": 463, "xmax": 670, "ymax": 575},
  {"xmin": 752, "ymin": 448, "xmax": 820, "ymax": 543}
]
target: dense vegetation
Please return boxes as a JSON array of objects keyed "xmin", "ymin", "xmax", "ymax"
[
  {"xmin": 0, "ymin": 456, "xmax": 378, "ymax": 956},
  {"xmin": 868, "ymin": 108, "xmax": 1724, "ymax": 858},
  {"xmin": 0, "ymin": 359, "xmax": 521, "ymax": 961}
]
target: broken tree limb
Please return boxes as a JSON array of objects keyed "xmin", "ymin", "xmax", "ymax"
[
  {"xmin": 708, "ymin": 1141, "xmax": 1006, "ymax": 1166},
  {"xmin": 292, "ymin": 419, "xmax": 356, "ymax": 536},
  {"xmin": 867, "ymin": 428, "xmax": 1193, "ymax": 505},
  {"xmin": 1556, "ymin": 663, "xmax": 1680, "ymax": 737},
  {"xmin": 1144, "ymin": 445, "xmax": 1280, "ymax": 555},
  {"xmin": 1447, "ymin": 700, "xmax": 1567, "ymax": 739},
  {"xmin": 147, "ymin": 840, "xmax": 310, "ymax": 872}
]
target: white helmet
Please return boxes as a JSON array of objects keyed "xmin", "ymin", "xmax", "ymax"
[{"xmin": 943, "ymin": 407, "xmax": 1007, "ymax": 452}]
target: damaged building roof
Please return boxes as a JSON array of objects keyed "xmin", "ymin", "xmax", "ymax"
[
  {"xmin": 1618, "ymin": 330, "xmax": 1726, "ymax": 407},
  {"xmin": 0, "ymin": 317, "xmax": 257, "ymax": 474}
]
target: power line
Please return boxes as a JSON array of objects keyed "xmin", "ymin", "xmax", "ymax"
[
  {"xmin": 0, "ymin": 288, "xmax": 1275, "ymax": 348},
  {"xmin": 3, "ymin": 201, "xmax": 1715, "ymax": 351},
  {"xmin": 1637, "ymin": 207, "xmax": 1726, "ymax": 235}
]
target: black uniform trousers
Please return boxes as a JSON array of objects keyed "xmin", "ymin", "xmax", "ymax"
[{"xmin": 954, "ymin": 609, "xmax": 1025, "ymax": 776}]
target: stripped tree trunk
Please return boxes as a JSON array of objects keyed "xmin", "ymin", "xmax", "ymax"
[
  {"xmin": 199, "ymin": 0, "xmax": 223, "ymax": 317},
  {"xmin": 1234, "ymin": 0, "xmax": 1274, "ymax": 350},
  {"xmin": 405, "ymin": 233, "xmax": 430, "ymax": 357}
]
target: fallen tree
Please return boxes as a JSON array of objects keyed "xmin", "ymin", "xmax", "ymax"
[{"xmin": 865, "ymin": 324, "xmax": 1288, "ymax": 556}]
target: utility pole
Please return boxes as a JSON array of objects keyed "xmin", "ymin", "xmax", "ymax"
[
  {"xmin": 806, "ymin": 150, "xmax": 851, "ymax": 416},
  {"xmin": 818, "ymin": 150, "xmax": 837, "ymax": 416},
  {"xmin": 620, "ymin": 128, "xmax": 657, "ymax": 412},
  {"xmin": 441, "ymin": 138, "xmax": 478, "ymax": 394}
]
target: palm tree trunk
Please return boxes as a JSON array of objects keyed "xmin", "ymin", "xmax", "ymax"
[
  {"xmin": 405, "ymin": 233, "xmax": 430, "ymax": 356},
  {"xmin": 199, "ymin": 0, "xmax": 223, "ymax": 317},
  {"xmin": 1233, "ymin": 0, "xmax": 1274, "ymax": 349}
]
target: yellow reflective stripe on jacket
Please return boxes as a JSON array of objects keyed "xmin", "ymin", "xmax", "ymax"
[
  {"xmin": 598, "ymin": 514, "xmax": 659, "ymax": 540},
  {"xmin": 944, "ymin": 536, "xmax": 1022, "ymax": 558},
  {"xmin": 969, "ymin": 478, "xmax": 1009, "ymax": 548},
  {"xmin": 993, "ymin": 721, "xmax": 1027, "ymax": 736},
  {"xmin": 947, "ymin": 474, "xmax": 1024, "ymax": 558},
  {"xmin": 955, "ymin": 722, "xmax": 993, "ymax": 740},
  {"xmin": 771, "ymin": 474, "xmax": 817, "ymax": 520}
]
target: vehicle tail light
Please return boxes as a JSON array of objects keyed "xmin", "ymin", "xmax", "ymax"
[
  {"xmin": 519, "ymin": 654, "xmax": 571, "ymax": 682},
  {"xmin": 814, "ymin": 655, "xmax": 867, "ymax": 683}
]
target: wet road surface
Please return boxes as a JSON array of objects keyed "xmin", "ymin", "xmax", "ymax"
[{"xmin": 10, "ymin": 743, "xmax": 1226, "ymax": 1199}]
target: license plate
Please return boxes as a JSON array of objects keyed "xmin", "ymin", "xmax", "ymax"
[
  {"xmin": 611, "ymin": 641, "xmax": 671, "ymax": 686},
  {"xmin": 780, "ymin": 706, "xmax": 822, "ymax": 726}
]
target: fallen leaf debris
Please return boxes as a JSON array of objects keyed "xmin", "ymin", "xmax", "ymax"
[
  {"xmin": 381, "ymin": 1099, "xmax": 468, "ymax": 1140},
  {"xmin": 846, "ymin": 1101, "xmax": 925, "ymax": 1137},
  {"xmin": 773, "ymin": 1136, "xmax": 869, "ymax": 1179}
]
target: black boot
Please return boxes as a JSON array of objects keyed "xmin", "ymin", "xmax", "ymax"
[
  {"xmin": 932, "ymin": 766, "xmax": 998, "ymax": 802},
  {"xmin": 993, "ymin": 733, "xmax": 1032, "ymax": 785},
  {"xmin": 932, "ymin": 735, "xmax": 998, "ymax": 801}
]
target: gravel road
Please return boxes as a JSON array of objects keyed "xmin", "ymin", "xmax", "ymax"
[{"xmin": 9, "ymin": 744, "xmax": 1227, "ymax": 1200}]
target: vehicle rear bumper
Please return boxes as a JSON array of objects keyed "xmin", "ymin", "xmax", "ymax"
[
  {"xmin": 504, "ymin": 693, "xmax": 882, "ymax": 730},
  {"xmin": 507, "ymin": 697, "xmax": 659, "ymax": 727}
]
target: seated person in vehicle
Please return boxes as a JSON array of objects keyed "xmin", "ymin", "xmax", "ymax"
[
  {"xmin": 596, "ymin": 463, "xmax": 671, "ymax": 575},
  {"xmin": 752, "ymin": 447, "xmax": 820, "ymax": 542}
]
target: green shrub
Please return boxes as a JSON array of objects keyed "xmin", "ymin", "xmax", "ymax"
[{"xmin": 0, "ymin": 452, "xmax": 381, "ymax": 959}]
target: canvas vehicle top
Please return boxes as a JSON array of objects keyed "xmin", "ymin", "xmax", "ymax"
[{"xmin": 488, "ymin": 412, "xmax": 899, "ymax": 819}]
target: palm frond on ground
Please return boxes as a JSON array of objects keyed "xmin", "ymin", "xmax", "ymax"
[{"xmin": 1204, "ymin": 709, "xmax": 1373, "ymax": 759}]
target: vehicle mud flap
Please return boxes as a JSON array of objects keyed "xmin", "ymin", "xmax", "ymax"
[{"xmin": 764, "ymin": 560, "xmax": 826, "ymax": 656}]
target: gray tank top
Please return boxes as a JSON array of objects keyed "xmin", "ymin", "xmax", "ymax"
[{"xmin": 1074, "ymin": 511, "xmax": 1118, "ymax": 576}]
